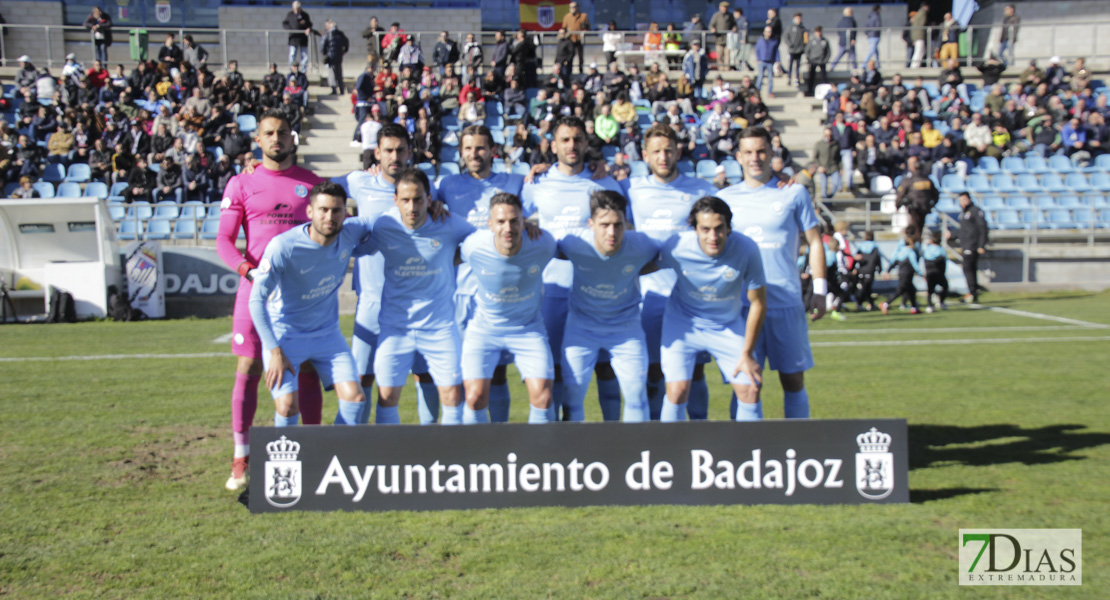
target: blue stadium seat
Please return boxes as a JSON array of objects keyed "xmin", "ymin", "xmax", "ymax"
[
  {"xmin": 1033, "ymin": 196, "xmax": 1056, "ymax": 209},
  {"xmin": 992, "ymin": 209, "xmax": 1025, "ymax": 230},
  {"xmin": 1001, "ymin": 156, "xmax": 1026, "ymax": 174},
  {"xmin": 941, "ymin": 174, "xmax": 966, "ymax": 193},
  {"xmin": 1071, "ymin": 208, "xmax": 1096, "ymax": 228},
  {"xmin": 695, "ymin": 159, "xmax": 718, "ymax": 180},
  {"xmin": 1024, "ymin": 154, "xmax": 1051, "ymax": 174},
  {"xmin": 416, "ymin": 162, "xmax": 436, "ymax": 179},
  {"xmin": 1084, "ymin": 194, "xmax": 1108, "ymax": 207},
  {"xmin": 1057, "ymin": 196, "xmax": 1081, "ymax": 209},
  {"xmin": 145, "ymin": 218, "xmax": 172, "ymax": 240},
  {"xmin": 439, "ymin": 146, "xmax": 459, "ymax": 165},
  {"xmin": 490, "ymin": 129, "xmax": 506, "ymax": 146},
  {"xmin": 511, "ymin": 161, "xmax": 532, "ymax": 176},
  {"xmin": 55, "ymin": 181, "xmax": 82, "ymax": 198},
  {"xmin": 84, "ymin": 181, "xmax": 109, "ymax": 200},
  {"xmin": 676, "ymin": 159, "xmax": 694, "ymax": 176},
  {"xmin": 967, "ymin": 173, "xmax": 991, "ymax": 194},
  {"xmin": 154, "ymin": 201, "xmax": 180, "ymax": 219},
  {"xmin": 1065, "ymin": 173, "xmax": 1092, "ymax": 193},
  {"xmin": 118, "ymin": 219, "xmax": 144, "ymax": 240},
  {"xmin": 1020, "ymin": 209, "xmax": 1041, "ymax": 227},
  {"xmin": 149, "ymin": 162, "xmax": 162, "ymax": 174},
  {"xmin": 936, "ymin": 197, "xmax": 960, "ymax": 213},
  {"xmin": 488, "ymin": 101, "xmax": 503, "ymax": 117},
  {"xmin": 1048, "ymin": 155, "xmax": 1074, "ymax": 173},
  {"xmin": 128, "ymin": 201, "xmax": 154, "ymax": 220},
  {"xmin": 440, "ymin": 162, "xmax": 460, "ymax": 175},
  {"xmin": 1091, "ymin": 172, "xmax": 1110, "ymax": 192},
  {"xmin": 629, "ymin": 161, "xmax": 648, "ymax": 178},
  {"xmin": 200, "ymin": 218, "xmax": 221, "ymax": 240},
  {"xmin": 723, "ymin": 159, "xmax": 742, "ymax": 183},
  {"xmin": 207, "ymin": 204, "xmax": 223, "ymax": 218},
  {"xmin": 1101, "ymin": 209, "xmax": 1110, "ymax": 227},
  {"xmin": 1040, "ymin": 173, "xmax": 1068, "ymax": 193},
  {"xmin": 33, "ymin": 182, "xmax": 55, "ymax": 198},
  {"xmin": 1015, "ymin": 173, "xmax": 1043, "ymax": 193},
  {"xmin": 172, "ymin": 218, "xmax": 197, "ymax": 240},
  {"xmin": 1006, "ymin": 196, "xmax": 1031, "ymax": 209},
  {"xmin": 1095, "ymin": 154, "xmax": 1110, "ymax": 173},
  {"xmin": 107, "ymin": 181, "xmax": 128, "ymax": 202},
  {"xmin": 237, "ymin": 114, "xmax": 257, "ymax": 133},
  {"xmin": 484, "ymin": 115, "xmax": 504, "ymax": 131},
  {"xmin": 107, "ymin": 203, "xmax": 126, "ymax": 221},
  {"xmin": 976, "ymin": 156, "xmax": 1000, "ymax": 175},
  {"xmin": 601, "ymin": 146, "xmax": 618, "ymax": 163},
  {"xmin": 1044, "ymin": 209, "xmax": 1075, "ymax": 229},
  {"xmin": 64, "ymin": 163, "xmax": 91, "ymax": 183},
  {"xmin": 990, "ymin": 174, "xmax": 1017, "ymax": 193},
  {"xmin": 441, "ymin": 114, "xmax": 459, "ymax": 131},
  {"xmin": 180, "ymin": 201, "xmax": 206, "ymax": 220},
  {"xmin": 636, "ymin": 112, "xmax": 653, "ymax": 128},
  {"xmin": 41, "ymin": 163, "xmax": 65, "ymax": 183},
  {"xmin": 981, "ymin": 196, "xmax": 1006, "ymax": 210},
  {"xmin": 2, "ymin": 182, "xmax": 18, "ymax": 196},
  {"xmin": 491, "ymin": 161, "xmax": 509, "ymax": 174}
]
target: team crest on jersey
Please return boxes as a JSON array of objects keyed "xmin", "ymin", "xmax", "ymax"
[
  {"xmin": 771, "ymin": 201, "xmax": 785, "ymax": 215},
  {"xmin": 258, "ymin": 258, "xmax": 272, "ymax": 273},
  {"xmin": 294, "ymin": 185, "xmax": 308, "ymax": 198},
  {"xmin": 220, "ymin": 197, "xmax": 232, "ymax": 210},
  {"xmin": 855, "ymin": 427, "xmax": 894, "ymax": 500},
  {"xmin": 340, "ymin": 250, "xmax": 349, "ymax": 260},
  {"xmin": 429, "ymin": 238, "xmax": 442, "ymax": 249},
  {"xmin": 528, "ymin": 265, "xmax": 540, "ymax": 275},
  {"xmin": 722, "ymin": 267, "xmax": 737, "ymax": 281},
  {"xmin": 264, "ymin": 436, "xmax": 302, "ymax": 508},
  {"xmin": 623, "ymin": 264, "xmax": 635, "ymax": 275}
]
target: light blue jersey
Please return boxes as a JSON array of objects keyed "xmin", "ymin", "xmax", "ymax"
[
  {"xmin": 521, "ymin": 165, "xmax": 623, "ymax": 296},
  {"xmin": 922, "ymin": 244, "xmax": 945, "ymax": 261},
  {"xmin": 249, "ymin": 218, "xmax": 375, "ymax": 350},
  {"xmin": 332, "ymin": 171, "xmax": 396, "ymax": 298},
  {"xmin": 558, "ymin": 229, "xmax": 659, "ymax": 326},
  {"xmin": 623, "ymin": 174, "xmax": 717, "ymax": 244},
  {"xmin": 717, "ymin": 180, "xmax": 819, "ymax": 309},
  {"xmin": 658, "ymin": 230, "xmax": 766, "ymax": 330},
  {"xmin": 460, "ymin": 229, "xmax": 556, "ymax": 331}
]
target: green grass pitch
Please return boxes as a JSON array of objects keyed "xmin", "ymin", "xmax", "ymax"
[{"xmin": 1, "ymin": 291, "xmax": 1107, "ymax": 598}]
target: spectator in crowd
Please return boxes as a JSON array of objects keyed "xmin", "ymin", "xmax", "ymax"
[
  {"xmin": 155, "ymin": 156, "xmax": 183, "ymax": 202},
  {"xmin": 459, "ymin": 91, "xmax": 485, "ymax": 127},
  {"xmin": 433, "ymin": 31, "xmax": 459, "ymax": 78},
  {"xmin": 358, "ymin": 108, "xmax": 382, "ymax": 169},
  {"xmin": 397, "ymin": 36, "xmax": 425, "ymax": 74},
  {"xmin": 939, "ymin": 13, "xmax": 960, "ymax": 63},
  {"xmin": 895, "ymin": 161, "xmax": 938, "ymax": 241},
  {"xmin": 709, "ymin": 2, "xmax": 736, "ymax": 71},
  {"xmin": 16, "ymin": 56, "xmax": 39, "ymax": 94},
  {"xmin": 754, "ymin": 26, "xmax": 776, "ymax": 98},
  {"xmin": 321, "ymin": 20, "xmax": 350, "ymax": 95},
  {"xmin": 643, "ymin": 21, "xmax": 662, "ymax": 53},
  {"xmin": 998, "ymin": 4, "xmax": 1020, "ymax": 66},
  {"xmin": 783, "ymin": 13, "xmax": 807, "ymax": 89},
  {"xmin": 158, "ymin": 34, "xmax": 183, "ymax": 69},
  {"xmin": 813, "ymin": 126, "xmax": 840, "ymax": 199},
  {"xmin": 729, "ymin": 9, "xmax": 753, "ymax": 72},
  {"xmin": 562, "ymin": 2, "xmax": 590, "ymax": 75},
  {"xmin": 909, "ymin": 5, "xmax": 928, "ymax": 69},
  {"xmin": 765, "ymin": 8, "xmax": 783, "ymax": 74},
  {"xmin": 462, "ymin": 32, "xmax": 483, "ymax": 82},
  {"xmin": 829, "ymin": 7, "xmax": 857, "ymax": 71},
  {"xmin": 601, "ymin": 21, "xmax": 622, "ymax": 67},
  {"xmin": 183, "ymin": 34, "xmax": 209, "ymax": 67},
  {"xmin": 123, "ymin": 155, "xmax": 155, "ymax": 203},
  {"xmin": 84, "ymin": 6, "xmax": 113, "ymax": 63},
  {"xmin": 805, "ymin": 26, "xmax": 830, "ymax": 96},
  {"xmin": 183, "ymin": 153, "xmax": 211, "ymax": 202},
  {"xmin": 361, "ymin": 16, "xmax": 384, "ymax": 67},
  {"xmin": 11, "ymin": 175, "xmax": 38, "ymax": 198},
  {"xmin": 283, "ymin": 0, "xmax": 314, "ymax": 71},
  {"xmin": 863, "ymin": 6, "xmax": 882, "ymax": 69},
  {"xmin": 682, "ymin": 40, "xmax": 709, "ymax": 102}
]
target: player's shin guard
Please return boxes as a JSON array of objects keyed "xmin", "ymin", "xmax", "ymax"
[
  {"xmin": 660, "ymin": 398, "xmax": 688, "ymax": 422},
  {"xmin": 440, "ymin": 404, "xmax": 463, "ymax": 425},
  {"xmin": 488, "ymin": 383, "xmax": 511, "ymax": 422},
  {"xmin": 375, "ymin": 404, "xmax": 400, "ymax": 425},
  {"xmin": 358, "ymin": 386, "xmax": 374, "ymax": 424},
  {"xmin": 232, "ymin": 373, "xmax": 261, "ymax": 453},
  {"xmin": 734, "ymin": 400, "xmax": 763, "ymax": 421},
  {"xmin": 597, "ymin": 377, "xmax": 621, "ymax": 421},
  {"xmin": 274, "ymin": 412, "xmax": 300, "ymax": 427},
  {"xmin": 528, "ymin": 405, "xmax": 551, "ymax": 423},
  {"xmin": 334, "ymin": 399, "xmax": 362, "ymax": 425},
  {"xmin": 686, "ymin": 377, "xmax": 709, "ymax": 420},
  {"xmin": 783, "ymin": 389, "xmax": 810, "ymax": 418},
  {"xmin": 646, "ymin": 378, "xmax": 665, "ymax": 420},
  {"xmin": 463, "ymin": 406, "xmax": 490, "ymax": 424},
  {"xmin": 416, "ymin": 382, "xmax": 440, "ymax": 425},
  {"xmin": 297, "ymin": 371, "xmax": 323, "ymax": 425}
]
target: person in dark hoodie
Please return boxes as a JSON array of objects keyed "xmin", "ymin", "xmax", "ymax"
[
  {"xmin": 282, "ymin": 0, "xmax": 314, "ymax": 71},
  {"xmin": 829, "ymin": 7, "xmax": 857, "ymax": 71}
]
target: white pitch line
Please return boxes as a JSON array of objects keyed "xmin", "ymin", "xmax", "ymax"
[
  {"xmin": 813, "ymin": 336, "xmax": 1110, "ymax": 348},
  {"xmin": 212, "ymin": 332, "xmax": 234, "ymax": 344},
  {"xmin": 975, "ymin": 305, "xmax": 1110, "ymax": 329},
  {"xmin": 0, "ymin": 352, "xmax": 226, "ymax": 363},
  {"xmin": 810, "ymin": 325, "xmax": 1089, "ymax": 335}
]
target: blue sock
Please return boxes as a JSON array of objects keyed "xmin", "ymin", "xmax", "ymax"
[
  {"xmin": 734, "ymin": 400, "xmax": 763, "ymax": 422},
  {"xmin": 335, "ymin": 400, "xmax": 362, "ymax": 425},
  {"xmin": 783, "ymin": 389, "xmax": 810, "ymax": 418},
  {"xmin": 597, "ymin": 377, "xmax": 621, "ymax": 421},
  {"xmin": 729, "ymin": 392, "xmax": 738, "ymax": 421},
  {"xmin": 528, "ymin": 405, "xmax": 551, "ymax": 423},
  {"xmin": 375, "ymin": 404, "xmax": 400, "ymax": 425},
  {"xmin": 416, "ymin": 382, "xmax": 440, "ymax": 425},
  {"xmin": 687, "ymin": 377, "xmax": 709, "ymax": 420},
  {"xmin": 646, "ymin": 378, "xmax": 665, "ymax": 421},
  {"xmin": 440, "ymin": 404, "xmax": 463, "ymax": 425},
  {"xmin": 274, "ymin": 412, "xmax": 300, "ymax": 427},
  {"xmin": 488, "ymin": 383, "xmax": 511, "ymax": 422},
  {"xmin": 463, "ymin": 406, "xmax": 490, "ymax": 424},
  {"xmin": 358, "ymin": 386, "xmax": 374, "ymax": 424},
  {"xmin": 551, "ymin": 379, "xmax": 566, "ymax": 421},
  {"xmin": 661, "ymin": 400, "xmax": 687, "ymax": 422}
]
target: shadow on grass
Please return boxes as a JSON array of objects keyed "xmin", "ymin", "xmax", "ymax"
[
  {"xmin": 908, "ymin": 424, "xmax": 1110, "ymax": 470},
  {"xmin": 910, "ymin": 487, "xmax": 999, "ymax": 503}
]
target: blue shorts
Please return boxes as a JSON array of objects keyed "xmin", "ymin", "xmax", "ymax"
[
  {"xmin": 457, "ymin": 293, "xmax": 513, "ymax": 367},
  {"xmin": 541, "ymin": 289, "xmax": 568, "ymax": 367},
  {"xmin": 374, "ymin": 325, "xmax": 463, "ymax": 388},
  {"xmin": 463, "ymin": 322, "xmax": 553, "ymax": 381},
  {"xmin": 351, "ymin": 296, "xmax": 380, "ymax": 376},
  {"xmin": 562, "ymin": 315, "xmax": 649, "ymax": 416},
  {"xmin": 262, "ymin": 329, "xmax": 358, "ymax": 399},
  {"xmin": 661, "ymin": 309, "xmax": 752, "ymax": 386},
  {"xmin": 746, "ymin": 305, "xmax": 813, "ymax": 374}
]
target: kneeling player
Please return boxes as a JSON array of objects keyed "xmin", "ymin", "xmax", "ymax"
[
  {"xmin": 249, "ymin": 182, "xmax": 373, "ymax": 426},
  {"xmin": 658, "ymin": 196, "xmax": 767, "ymax": 421},
  {"xmin": 559, "ymin": 190, "xmax": 658, "ymax": 422},
  {"xmin": 459, "ymin": 193, "xmax": 557, "ymax": 423}
]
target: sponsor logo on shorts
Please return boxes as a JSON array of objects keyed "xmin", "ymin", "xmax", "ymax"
[{"xmin": 221, "ymin": 197, "xmax": 232, "ymax": 209}]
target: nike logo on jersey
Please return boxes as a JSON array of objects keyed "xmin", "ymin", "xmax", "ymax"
[
  {"xmin": 387, "ymin": 244, "xmax": 401, "ymax": 250},
  {"xmin": 300, "ymin": 266, "xmax": 314, "ymax": 274}
]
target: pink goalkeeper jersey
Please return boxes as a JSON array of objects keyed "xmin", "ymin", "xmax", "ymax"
[{"xmin": 217, "ymin": 164, "xmax": 325, "ymax": 275}]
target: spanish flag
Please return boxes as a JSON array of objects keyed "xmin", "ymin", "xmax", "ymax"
[{"xmin": 520, "ymin": 0, "xmax": 570, "ymax": 32}]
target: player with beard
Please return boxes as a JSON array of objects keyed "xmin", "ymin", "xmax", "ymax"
[{"xmin": 217, "ymin": 109, "xmax": 323, "ymax": 491}]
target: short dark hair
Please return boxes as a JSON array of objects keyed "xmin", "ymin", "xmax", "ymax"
[
  {"xmin": 738, "ymin": 126, "xmax": 772, "ymax": 146},
  {"xmin": 310, "ymin": 181, "xmax": 348, "ymax": 205},
  {"xmin": 490, "ymin": 192, "xmax": 523, "ymax": 212},
  {"xmin": 814, "ymin": 25, "xmax": 823, "ymax": 33},
  {"xmin": 589, "ymin": 190, "xmax": 627, "ymax": 218},
  {"xmin": 377, "ymin": 122, "xmax": 411, "ymax": 146},
  {"xmin": 958, "ymin": 191, "xmax": 972, "ymax": 201},
  {"xmin": 686, "ymin": 196, "xmax": 733, "ymax": 229},
  {"xmin": 394, "ymin": 167, "xmax": 431, "ymax": 196},
  {"xmin": 553, "ymin": 115, "xmax": 586, "ymax": 135},
  {"xmin": 863, "ymin": 230, "xmax": 874, "ymax": 241},
  {"xmin": 258, "ymin": 108, "xmax": 291, "ymax": 130},
  {"xmin": 460, "ymin": 124, "xmax": 494, "ymax": 148}
]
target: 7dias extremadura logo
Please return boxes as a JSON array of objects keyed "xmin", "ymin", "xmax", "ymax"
[{"xmin": 959, "ymin": 529, "xmax": 1081, "ymax": 585}]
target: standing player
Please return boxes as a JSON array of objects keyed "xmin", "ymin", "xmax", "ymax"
[
  {"xmin": 435, "ymin": 125, "xmax": 524, "ymax": 422},
  {"xmin": 522, "ymin": 115, "xmax": 625, "ymax": 420},
  {"xmin": 559, "ymin": 190, "xmax": 658, "ymax": 422},
  {"xmin": 370, "ymin": 168, "xmax": 476, "ymax": 425},
  {"xmin": 623, "ymin": 123, "xmax": 718, "ymax": 420},
  {"xmin": 333, "ymin": 123, "xmax": 439, "ymax": 425},
  {"xmin": 217, "ymin": 109, "xmax": 323, "ymax": 492},
  {"xmin": 460, "ymin": 193, "xmax": 557, "ymax": 423},
  {"xmin": 658, "ymin": 197, "xmax": 767, "ymax": 421},
  {"xmin": 718, "ymin": 126, "xmax": 825, "ymax": 420},
  {"xmin": 249, "ymin": 183, "xmax": 373, "ymax": 427}
]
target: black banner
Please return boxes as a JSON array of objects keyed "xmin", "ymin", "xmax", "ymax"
[{"xmin": 248, "ymin": 419, "xmax": 909, "ymax": 513}]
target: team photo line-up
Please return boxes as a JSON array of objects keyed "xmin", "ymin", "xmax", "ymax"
[{"xmin": 219, "ymin": 108, "xmax": 825, "ymax": 492}]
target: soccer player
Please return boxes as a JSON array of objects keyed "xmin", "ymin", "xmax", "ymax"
[
  {"xmin": 623, "ymin": 123, "xmax": 718, "ymax": 420},
  {"xmin": 718, "ymin": 127, "xmax": 825, "ymax": 420},
  {"xmin": 370, "ymin": 168, "xmax": 476, "ymax": 425},
  {"xmin": 217, "ymin": 108, "xmax": 322, "ymax": 491},
  {"xmin": 249, "ymin": 182, "xmax": 373, "ymax": 427},
  {"xmin": 522, "ymin": 115, "xmax": 624, "ymax": 420},
  {"xmin": 658, "ymin": 197, "xmax": 766, "ymax": 421},
  {"xmin": 333, "ymin": 123, "xmax": 439, "ymax": 425},
  {"xmin": 434, "ymin": 125, "xmax": 524, "ymax": 422},
  {"xmin": 459, "ymin": 192, "xmax": 557, "ymax": 423},
  {"xmin": 559, "ymin": 190, "xmax": 658, "ymax": 422}
]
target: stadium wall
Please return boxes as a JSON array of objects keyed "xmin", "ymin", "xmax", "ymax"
[{"xmin": 0, "ymin": 0, "xmax": 66, "ymax": 64}]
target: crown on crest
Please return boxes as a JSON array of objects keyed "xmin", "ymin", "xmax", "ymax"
[
  {"xmin": 856, "ymin": 428, "xmax": 891, "ymax": 453},
  {"xmin": 266, "ymin": 436, "xmax": 300, "ymax": 461}
]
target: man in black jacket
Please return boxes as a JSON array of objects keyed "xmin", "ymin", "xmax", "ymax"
[
  {"xmin": 955, "ymin": 192, "xmax": 989, "ymax": 303},
  {"xmin": 321, "ymin": 20, "xmax": 350, "ymax": 95},
  {"xmin": 433, "ymin": 31, "xmax": 459, "ymax": 78},
  {"xmin": 895, "ymin": 162, "xmax": 939, "ymax": 242},
  {"xmin": 283, "ymin": 1, "xmax": 314, "ymax": 71}
]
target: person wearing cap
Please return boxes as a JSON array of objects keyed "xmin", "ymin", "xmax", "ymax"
[
  {"xmin": 84, "ymin": 6, "xmax": 113, "ymax": 64},
  {"xmin": 561, "ymin": 2, "xmax": 590, "ymax": 75},
  {"xmin": 713, "ymin": 164, "xmax": 729, "ymax": 189},
  {"xmin": 681, "ymin": 39, "xmax": 708, "ymax": 102},
  {"xmin": 61, "ymin": 53, "xmax": 84, "ymax": 86},
  {"xmin": 16, "ymin": 56, "xmax": 38, "ymax": 92},
  {"xmin": 393, "ymin": 103, "xmax": 414, "ymax": 134},
  {"xmin": 396, "ymin": 36, "xmax": 425, "ymax": 74},
  {"xmin": 583, "ymin": 61, "xmax": 604, "ymax": 95},
  {"xmin": 709, "ymin": 2, "xmax": 736, "ymax": 71},
  {"xmin": 1045, "ymin": 56, "xmax": 1067, "ymax": 94}
]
